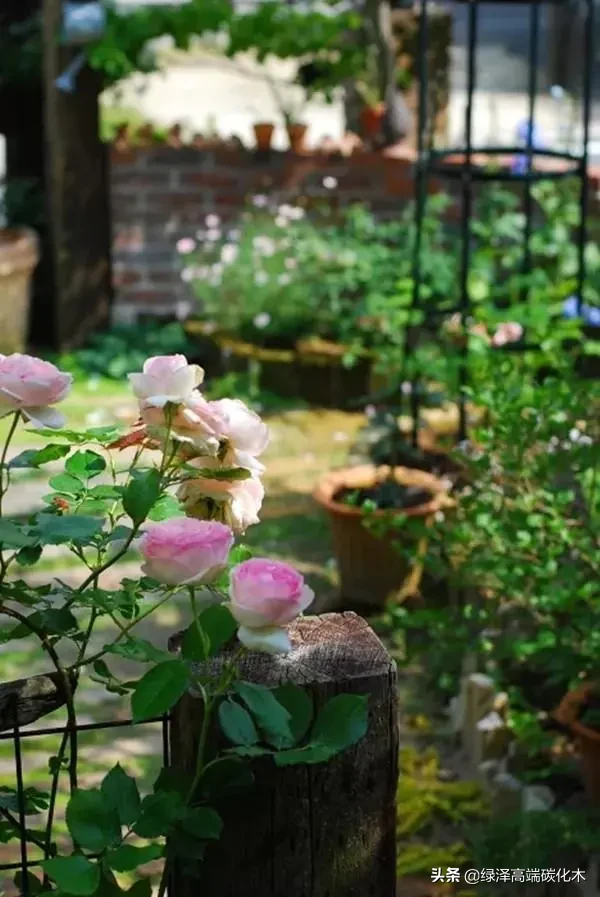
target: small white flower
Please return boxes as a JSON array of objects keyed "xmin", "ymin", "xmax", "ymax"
[
  {"xmin": 278, "ymin": 273, "xmax": 291, "ymax": 285},
  {"xmin": 221, "ymin": 244, "xmax": 238, "ymax": 264},
  {"xmin": 323, "ymin": 176, "xmax": 338, "ymax": 190},
  {"xmin": 275, "ymin": 215, "xmax": 288, "ymax": 228},
  {"xmin": 252, "ymin": 194, "xmax": 268, "ymax": 208},
  {"xmin": 205, "ymin": 228, "xmax": 221, "ymax": 242},
  {"xmin": 284, "ymin": 257, "xmax": 297, "ymax": 270},
  {"xmin": 176, "ymin": 237, "xmax": 196, "ymax": 254},
  {"xmin": 254, "ymin": 312, "xmax": 271, "ymax": 328},
  {"xmin": 255, "ymin": 271, "xmax": 269, "ymax": 286},
  {"xmin": 365, "ymin": 404, "xmax": 377, "ymax": 419},
  {"xmin": 401, "ymin": 381, "xmax": 413, "ymax": 395},
  {"xmin": 205, "ymin": 213, "xmax": 220, "ymax": 228},
  {"xmin": 181, "ymin": 267, "xmax": 195, "ymax": 283},
  {"xmin": 434, "ymin": 511, "xmax": 445, "ymax": 523}
]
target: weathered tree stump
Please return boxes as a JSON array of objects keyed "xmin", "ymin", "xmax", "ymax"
[
  {"xmin": 170, "ymin": 612, "xmax": 398, "ymax": 897},
  {"xmin": 0, "ymin": 671, "xmax": 75, "ymax": 732}
]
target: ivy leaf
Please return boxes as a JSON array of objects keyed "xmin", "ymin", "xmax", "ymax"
[
  {"xmin": 66, "ymin": 450, "xmax": 106, "ymax": 479},
  {"xmin": 133, "ymin": 791, "xmax": 183, "ymax": 839},
  {"xmin": 43, "ymin": 855, "xmax": 100, "ymax": 896},
  {"xmin": 106, "ymin": 843, "xmax": 163, "ymax": 873},
  {"xmin": 9, "ymin": 444, "xmax": 70, "ymax": 469},
  {"xmin": 179, "ymin": 806, "xmax": 223, "ymax": 841},
  {"xmin": 123, "ymin": 469, "xmax": 162, "ymax": 525},
  {"xmin": 273, "ymin": 684, "xmax": 313, "ymax": 744},
  {"xmin": 311, "ymin": 694, "xmax": 369, "ymax": 752},
  {"xmin": 131, "ymin": 660, "xmax": 190, "ymax": 722},
  {"xmin": 32, "ymin": 514, "xmax": 104, "ymax": 545},
  {"xmin": 66, "ymin": 790, "xmax": 121, "ymax": 852},
  {"xmin": 233, "ymin": 682, "xmax": 293, "ymax": 749},
  {"xmin": 0, "ymin": 520, "xmax": 36, "ymax": 549},
  {"xmin": 101, "ymin": 764, "xmax": 141, "ymax": 827},
  {"xmin": 218, "ymin": 699, "xmax": 259, "ymax": 746}
]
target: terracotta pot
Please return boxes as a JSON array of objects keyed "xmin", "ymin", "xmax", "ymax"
[
  {"xmin": 313, "ymin": 464, "xmax": 450, "ymax": 611},
  {"xmin": 253, "ymin": 122, "xmax": 275, "ymax": 151},
  {"xmin": 0, "ymin": 228, "xmax": 38, "ymax": 353},
  {"xmin": 287, "ymin": 123, "xmax": 308, "ymax": 153},
  {"xmin": 554, "ymin": 683, "xmax": 600, "ymax": 805},
  {"xmin": 359, "ymin": 103, "xmax": 386, "ymax": 139}
]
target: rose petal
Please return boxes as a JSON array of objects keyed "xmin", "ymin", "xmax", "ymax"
[{"xmin": 237, "ymin": 625, "xmax": 292, "ymax": 655}]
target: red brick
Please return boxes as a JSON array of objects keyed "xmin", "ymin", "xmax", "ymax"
[{"xmin": 178, "ymin": 172, "xmax": 238, "ymax": 188}]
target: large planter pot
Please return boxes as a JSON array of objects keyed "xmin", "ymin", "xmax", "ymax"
[
  {"xmin": 0, "ymin": 228, "xmax": 38, "ymax": 353},
  {"xmin": 554, "ymin": 683, "xmax": 600, "ymax": 805},
  {"xmin": 185, "ymin": 323, "xmax": 372, "ymax": 408},
  {"xmin": 313, "ymin": 464, "xmax": 450, "ymax": 611}
]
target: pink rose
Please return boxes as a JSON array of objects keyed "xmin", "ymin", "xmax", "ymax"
[
  {"xmin": 129, "ymin": 355, "xmax": 204, "ymax": 405},
  {"xmin": 209, "ymin": 398, "xmax": 269, "ymax": 468},
  {"xmin": 178, "ymin": 459, "xmax": 264, "ymax": 533},
  {"xmin": 492, "ymin": 322, "xmax": 524, "ymax": 347},
  {"xmin": 0, "ymin": 354, "xmax": 72, "ymax": 428},
  {"xmin": 230, "ymin": 559, "xmax": 314, "ymax": 653},
  {"xmin": 141, "ymin": 391, "xmax": 226, "ymax": 454},
  {"xmin": 139, "ymin": 518, "xmax": 233, "ymax": 586}
]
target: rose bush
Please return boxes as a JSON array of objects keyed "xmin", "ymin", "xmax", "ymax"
[{"xmin": 0, "ymin": 352, "xmax": 368, "ymax": 897}]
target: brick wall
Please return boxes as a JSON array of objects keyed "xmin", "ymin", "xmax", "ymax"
[
  {"xmin": 110, "ymin": 144, "xmax": 419, "ymax": 320},
  {"xmin": 110, "ymin": 142, "xmax": 600, "ymax": 320}
]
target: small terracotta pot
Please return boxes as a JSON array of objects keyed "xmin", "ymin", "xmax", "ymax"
[
  {"xmin": 313, "ymin": 464, "xmax": 450, "ymax": 611},
  {"xmin": 554, "ymin": 683, "xmax": 600, "ymax": 805},
  {"xmin": 253, "ymin": 122, "xmax": 275, "ymax": 151},
  {"xmin": 0, "ymin": 228, "xmax": 39, "ymax": 354},
  {"xmin": 287, "ymin": 123, "xmax": 308, "ymax": 153},
  {"xmin": 360, "ymin": 103, "xmax": 386, "ymax": 139}
]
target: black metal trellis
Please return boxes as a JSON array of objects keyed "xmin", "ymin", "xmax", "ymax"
[
  {"xmin": 0, "ymin": 703, "xmax": 170, "ymax": 895},
  {"xmin": 409, "ymin": 0, "xmax": 597, "ymax": 444}
]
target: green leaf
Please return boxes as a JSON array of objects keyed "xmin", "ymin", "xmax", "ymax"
[
  {"xmin": 8, "ymin": 608, "xmax": 79, "ymax": 639},
  {"xmin": 218, "ymin": 699, "xmax": 259, "ymax": 746},
  {"xmin": 133, "ymin": 791, "xmax": 183, "ymax": 839},
  {"xmin": 48, "ymin": 474, "xmax": 84, "ymax": 496},
  {"xmin": 198, "ymin": 757, "xmax": 254, "ymax": 799},
  {"xmin": 148, "ymin": 495, "xmax": 184, "ymax": 521},
  {"xmin": 181, "ymin": 623, "xmax": 209, "ymax": 662},
  {"xmin": 273, "ymin": 744, "xmax": 338, "ymax": 767},
  {"xmin": 229, "ymin": 745, "xmax": 273, "ymax": 758},
  {"xmin": 106, "ymin": 843, "xmax": 163, "ymax": 873},
  {"xmin": 66, "ymin": 789, "xmax": 121, "ymax": 851},
  {"xmin": 32, "ymin": 514, "xmax": 104, "ymax": 545},
  {"xmin": 0, "ymin": 520, "xmax": 35, "ymax": 548},
  {"xmin": 131, "ymin": 660, "xmax": 190, "ymax": 722},
  {"xmin": 233, "ymin": 682, "xmax": 293, "ymax": 749},
  {"xmin": 9, "ymin": 444, "xmax": 70, "ymax": 469},
  {"xmin": 228, "ymin": 544, "xmax": 253, "ymax": 565},
  {"xmin": 105, "ymin": 637, "xmax": 171, "ymax": 665},
  {"xmin": 311, "ymin": 694, "xmax": 369, "ymax": 753},
  {"xmin": 199, "ymin": 604, "xmax": 236, "ymax": 658},
  {"xmin": 101, "ymin": 764, "xmax": 140, "ymax": 827},
  {"xmin": 123, "ymin": 469, "xmax": 162, "ymax": 525},
  {"xmin": 66, "ymin": 450, "xmax": 106, "ymax": 479},
  {"xmin": 15, "ymin": 545, "xmax": 43, "ymax": 567},
  {"xmin": 89, "ymin": 485, "xmax": 122, "ymax": 500},
  {"xmin": 43, "ymin": 855, "xmax": 100, "ymax": 896},
  {"xmin": 180, "ymin": 806, "xmax": 223, "ymax": 840},
  {"xmin": 273, "ymin": 684, "xmax": 313, "ymax": 744}
]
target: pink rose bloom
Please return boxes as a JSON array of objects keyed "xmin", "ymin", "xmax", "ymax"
[
  {"xmin": 0, "ymin": 354, "xmax": 72, "ymax": 428},
  {"xmin": 139, "ymin": 518, "xmax": 233, "ymax": 586},
  {"xmin": 129, "ymin": 355, "xmax": 204, "ymax": 406},
  {"xmin": 178, "ymin": 459, "xmax": 264, "ymax": 533},
  {"xmin": 492, "ymin": 322, "xmax": 524, "ymax": 347},
  {"xmin": 209, "ymin": 398, "xmax": 269, "ymax": 468},
  {"xmin": 230, "ymin": 559, "xmax": 314, "ymax": 653},
  {"xmin": 142, "ymin": 391, "xmax": 225, "ymax": 454}
]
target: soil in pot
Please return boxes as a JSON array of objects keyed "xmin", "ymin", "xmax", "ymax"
[{"xmin": 314, "ymin": 465, "xmax": 449, "ymax": 612}]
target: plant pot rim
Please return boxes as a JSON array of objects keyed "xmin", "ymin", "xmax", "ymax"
[
  {"xmin": 313, "ymin": 464, "xmax": 452, "ymax": 520},
  {"xmin": 253, "ymin": 121, "xmax": 275, "ymax": 128},
  {"xmin": 554, "ymin": 682, "xmax": 600, "ymax": 742}
]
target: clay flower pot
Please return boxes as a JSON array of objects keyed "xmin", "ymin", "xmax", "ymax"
[
  {"xmin": 313, "ymin": 464, "xmax": 450, "ymax": 611},
  {"xmin": 554, "ymin": 683, "xmax": 600, "ymax": 805},
  {"xmin": 360, "ymin": 103, "xmax": 386, "ymax": 139},
  {"xmin": 0, "ymin": 228, "xmax": 39, "ymax": 354},
  {"xmin": 287, "ymin": 123, "xmax": 308, "ymax": 153},
  {"xmin": 253, "ymin": 122, "xmax": 275, "ymax": 151}
]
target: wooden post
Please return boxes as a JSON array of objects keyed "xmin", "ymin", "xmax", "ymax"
[
  {"xmin": 169, "ymin": 612, "xmax": 398, "ymax": 897},
  {"xmin": 1, "ymin": 0, "xmax": 112, "ymax": 350}
]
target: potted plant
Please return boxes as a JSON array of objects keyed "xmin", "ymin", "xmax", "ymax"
[
  {"xmin": 0, "ymin": 227, "xmax": 38, "ymax": 353},
  {"xmin": 253, "ymin": 121, "xmax": 276, "ymax": 151}
]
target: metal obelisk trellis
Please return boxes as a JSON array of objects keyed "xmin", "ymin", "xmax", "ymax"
[{"xmin": 408, "ymin": 0, "xmax": 596, "ymax": 442}]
